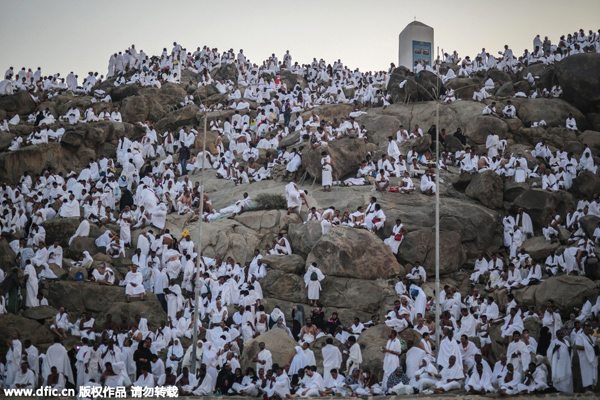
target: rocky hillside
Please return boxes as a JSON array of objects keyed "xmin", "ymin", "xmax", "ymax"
[{"xmin": 1, "ymin": 53, "xmax": 600, "ymax": 391}]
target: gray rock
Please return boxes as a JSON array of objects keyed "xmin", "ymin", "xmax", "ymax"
[
  {"xmin": 519, "ymin": 236, "xmax": 559, "ymax": 260},
  {"xmin": 465, "ymin": 170, "xmax": 504, "ymax": 209},
  {"xmin": 554, "ymin": 53, "xmax": 600, "ymax": 114},
  {"xmin": 240, "ymin": 328, "xmax": 297, "ymax": 372},
  {"xmin": 262, "ymin": 254, "xmax": 306, "ymax": 275},
  {"xmin": 306, "ymin": 227, "xmax": 402, "ymax": 280}
]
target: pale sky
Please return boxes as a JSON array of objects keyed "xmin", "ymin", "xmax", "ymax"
[{"xmin": 1, "ymin": 0, "xmax": 598, "ymax": 78}]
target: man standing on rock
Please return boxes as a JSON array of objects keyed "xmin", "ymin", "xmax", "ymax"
[
  {"xmin": 546, "ymin": 329, "xmax": 572, "ymax": 393},
  {"xmin": 321, "ymin": 151, "xmax": 333, "ymax": 192},
  {"xmin": 574, "ymin": 324, "xmax": 599, "ymax": 393},
  {"xmin": 304, "ymin": 262, "xmax": 325, "ymax": 307},
  {"xmin": 345, "ymin": 335, "xmax": 362, "ymax": 373},
  {"xmin": 252, "ymin": 342, "xmax": 272, "ymax": 374},
  {"xmin": 23, "ymin": 260, "xmax": 39, "ymax": 308},
  {"xmin": 179, "ymin": 144, "xmax": 190, "ymax": 176},
  {"xmin": 321, "ymin": 338, "xmax": 342, "ymax": 382},
  {"xmin": 382, "ymin": 329, "xmax": 402, "ymax": 390}
]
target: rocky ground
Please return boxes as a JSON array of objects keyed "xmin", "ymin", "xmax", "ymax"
[{"xmin": 0, "ymin": 54, "xmax": 600, "ymax": 391}]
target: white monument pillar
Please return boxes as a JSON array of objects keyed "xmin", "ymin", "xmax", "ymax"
[{"xmin": 399, "ymin": 21, "xmax": 434, "ymax": 70}]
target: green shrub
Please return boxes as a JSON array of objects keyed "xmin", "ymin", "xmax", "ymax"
[{"xmin": 255, "ymin": 193, "xmax": 287, "ymax": 210}]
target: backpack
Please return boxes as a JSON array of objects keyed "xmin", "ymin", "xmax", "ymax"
[
  {"xmin": 75, "ymin": 271, "xmax": 84, "ymax": 281},
  {"xmin": 310, "ymin": 271, "xmax": 318, "ymax": 281}
]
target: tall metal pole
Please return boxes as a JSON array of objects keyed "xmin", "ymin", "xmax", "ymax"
[
  {"xmin": 434, "ymin": 81, "xmax": 441, "ymax": 356},
  {"xmin": 191, "ymin": 113, "xmax": 208, "ymax": 374}
]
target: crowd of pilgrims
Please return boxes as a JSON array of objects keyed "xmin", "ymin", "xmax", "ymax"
[{"xmin": 0, "ymin": 26, "xmax": 599, "ymax": 396}]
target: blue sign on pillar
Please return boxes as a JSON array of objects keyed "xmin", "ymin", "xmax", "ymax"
[{"xmin": 413, "ymin": 41, "xmax": 432, "ymax": 67}]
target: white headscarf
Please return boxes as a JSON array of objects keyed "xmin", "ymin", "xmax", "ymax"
[{"xmin": 288, "ymin": 346, "xmax": 308, "ymax": 376}]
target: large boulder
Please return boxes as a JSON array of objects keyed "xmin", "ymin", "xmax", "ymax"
[
  {"xmin": 487, "ymin": 70, "xmax": 512, "ymax": 85},
  {"xmin": 579, "ymin": 215, "xmax": 600, "ymax": 238},
  {"xmin": 262, "ymin": 254, "xmax": 306, "ymax": 275},
  {"xmin": 580, "ymin": 130, "xmax": 600, "ymax": 155},
  {"xmin": 260, "ymin": 270, "xmax": 306, "ymax": 304},
  {"xmin": 303, "ymin": 138, "xmax": 367, "ymax": 181},
  {"xmin": 447, "ymin": 78, "xmax": 481, "ymax": 100},
  {"xmin": 213, "ymin": 63, "xmax": 239, "ymax": 83},
  {"xmin": 398, "ymin": 229, "xmax": 465, "ymax": 275},
  {"xmin": 398, "ymin": 134, "xmax": 432, "ymax": 155},
  {"xmin": 300, "ymin": 104, "xmax": 355, "ymax": 122},
  {"xmin": 516, "ymin": 98, "xmax": 585, "ymax": 129},
  {"xmin": 0, "ymin": 143, "xmax": 82, "ymax": 185},
  {"xmin": 554, "ymin": 53, "xmax": 600, "ymax": 114},
  {"xmin": 42, "ymin": 281, "xmax": 166, "ymax": 328},
  {"xmin": 386, "ymin": 67, "xmax": 416, "ymax": 104},
  {"xmin": 41, "ymin": 218, "xmax": 103, "ymax": 248},
  {"xmin": 40, "ymin": 218, "xmax": 82, "ymax": 247},
  {"xmin": 451, "ymin": 173, "xmax": 472, "ymax": 191},
  {"xmin": 155, "ymin": 104, "xmax": 200, "ymax": 132},
  {"xmin": 415, "ymin": 71, "xmax": 444, "ymax": 101},
  {"xmin": 518, "ymin": 236, "xmax": 559, "ymax": 260},
  {"xmin": 109, "ymin": 84, "xmax": 139, "ymax": 102},
  {"xmin": 320, "ymin": 277, "xmax": 392, "ymax": 314},
  {"xmin": 382, "ymin": 101, "xmax": 484, "ymax": 143},
  {"xmin": 464, "ymin": 115, "xmax": 510, "ymax": 145},
  {"xmin": 193, "ymin": 130, "xmax": 220, "ymax": 155},
  {"xmin": 503, "ymin": 181, "xmax": 529, "ymax": 203},
  {"xmin": 278, "ymin": 69, "xmax": 306, "ymax": 91},
  {"xmin": 496, "ymin": 81, "xmax": 515, "ymax": 97},
  {"xmin": 306, "ymin": 227, "xmax": 403, "ymax": 280},
  {"xmin": 0, "ymin": 238, "xmax": 18, "ymax": 274},
  {"xmin": 66, "ymin": 237, "xmax": 99, "ymax": 259},
  {"xmin": 0, "ymin": 315, "xmax": 55, "ymax": 357},
  {"xmin": 569, "ymin": 171, "xmax": 600, "ymax": 200},
  {"xmin": 357, "ymin": 325, "xmax": 422, "ymax": 379},
  {"xmin": 511, "ymin": 189, "xmax": 576, "ymax": 231},
  {"xmin": 530, "ymin": 275, "xmax": 598, "ymax": 315},
  {"xmin": 240, "ymin": 328, "xmax": 297, "ymax": 372},
  {"xmin": 23, "ymin": 305, "xmax": 59, "ymax": 321},
  {"xmin": 357, "ymin": 114, "xmax": 400, "ymax": 147},
  {"xmin": 0, "ymin": 90, "xmax": 37, "ymax": 115},
  {"xmin": 288, "ymin": 222, "xmax": 323, "ymax": 259},
  {"xmin": 120, "ymin": 95, "xmax": 166, "ymax": 123},
  {"xmin": 465, "ymin": 170, "xmax": 504, "ymax": 209},
  {"xmin": 0, "ymin": 131, "xmax": 13, "ymax": 152}
]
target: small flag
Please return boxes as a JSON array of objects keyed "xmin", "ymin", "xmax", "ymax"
[{"xmin": 181, "ymin": 229, "xmax": 190, "ymax": 237}]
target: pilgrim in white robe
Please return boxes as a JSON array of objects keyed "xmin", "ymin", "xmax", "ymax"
[
  {"xmin": 285, "ymin": 182, "xmax": 303, "ymax": 214},
  {"xmin": 69, "ymin": 219, "xmax": 90, "ymax": 245},
  {"xmin": 434, "ymin": 362, "xmax": 464, "ymax": 391},
  {"xmin": 321, "ymin": 343, "xmax": 342, "ymax": 382},
  {"xmin": 575, "ymin": 333, "xmax": 598, "ymax": 389},
  {"xmin": 546, "ymin": 338, "xmax": 572, "ymax": 393},
  {"xmin": 437, "ymin": 336, "xmax": 462, "ymax": 369},
  {"xmin": 304, "ymin": 265, "xmax": 325, "ymax": 300},
  {"xmin": 288, "ymin": 346, "xmax": 308, "ymax": 376},
  {"xmin": 5, "ymin": 339, "xmax": 22, "ymax": 387},
  {"xmin": 384, "ymin": 224, "xmax": 405, "ymax": 254},
  {"xmin": 382, "ymin": 337, "xmax": 402, "ymax": 388},
  {"xmin": 12, "ymin": 368, "xmax": 36, "ymax": 389},
  {"xmin": 42, "ymin": 342, "xmax": 74, "ymax": 386},
  {"xmin": 321, "ymin": 155, "xmax": 333, "ymax": 187},
  {"xmin": 255, "ymin": 349, "xmax": 272, "ymax": 375},
  {"xmin": 24, "ymin": 264, "xmax": 39, "ymax": 308},
  {"xmin": 124, "ymin": 271, "xmax": 145, "ymax": 296}
]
